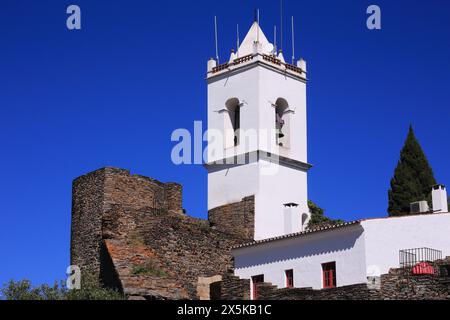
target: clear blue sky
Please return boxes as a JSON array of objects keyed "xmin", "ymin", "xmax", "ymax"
[{"xmin": 0, "ymin": 0, "xmax": 449, "ymax": 287}]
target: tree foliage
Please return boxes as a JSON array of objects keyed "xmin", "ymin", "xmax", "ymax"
[
  {"xmin": 0, "ymin": 280, "xmax": 65, "ymax": 300},
  {"xmin": 1, "ymin": 272, "xmax": 123, "ymax": 300},
  {"xmin": 307, "ymin": 200, "xmax": 344, "ymax": 229},
  {"xmin": 388, "ymin": 126, "xmax": 436, "ymax": 216}
]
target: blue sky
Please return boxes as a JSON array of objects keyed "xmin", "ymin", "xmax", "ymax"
[{"xmin": 0, "ymin": 0, "xmax": 449, "ymax": 286}]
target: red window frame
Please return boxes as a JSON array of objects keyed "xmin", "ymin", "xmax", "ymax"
[
  {"xmin": 251, "ymin": 275, "xmax": 264, "ymax": 300},
  {"xmin": 322, "ymin": 262, "xmax": 336, "ymax": 289},
  {"xmin": 285, "ymin": 269, "xmax": 294, "ymax": 288}
]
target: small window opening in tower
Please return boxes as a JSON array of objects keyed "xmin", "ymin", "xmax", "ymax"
[
  {"xmin": 233, "ymin": 105, "xmax": 240, "ymax": 146},
  {"xmin": 275, "ymin": 98, "xmax": 290, "ymax": 147},
  {"xmin": 225, "ymin": 98, "xmax": 241, "ymax": 147}
]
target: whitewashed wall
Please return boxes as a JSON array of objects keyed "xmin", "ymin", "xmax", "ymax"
[
  {"xmin": 233, "ymin": 213, "xmax": 450, "ymax": 292},
  {"xmin": 257, "ymin": 65, "xmax": 308, "ymax": 163},
  {"xmin": 255, "ymin": 159, "xmax": 308, "ymax": 240},
  {"xmin": 362, "ymin": 213, "xmax": 450, "ymax": 275},
  {"xmin": 206, "ymin": 62, "xmax": 310, "ymax": 240},
  {"xmin": 207, "ymin": 66, "xmax": 259, "ymax": 164},
  {"xmin": 207, "ymin": 161, "xmax": 259, "ymax": 210},
  {"xmin": 233, "ymin": 225, "xmax": 367, "ymax": 290},
  {"xmin": 206, "ymin": 63, "xmax": 307, "ymax": 164},
  {"xmin": 208, "ymin": 159, "xmax": 308, "ymax": 240}
]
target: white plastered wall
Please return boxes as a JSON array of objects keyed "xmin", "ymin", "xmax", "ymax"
[
  {"xmin": 207, "ymin": 63, "xmax": 310, "ymax": 240},
  {"xmin": 207, "ymin": 159, "xmax": 308, "ymax": 241},
  {"xmin": 207, "ymin": 161, "xmax": 259, "ymax": 210},
  {"xmin": 255, "ymin": 159, "xmax": 308, "ymax": 240},
  {"xmin": 362, "ymin": 213, "xmax": 450, "ymax": 275},
  {"xmin": 233, "ymin": 225, "xmax": 367, "ymax": 290},
  {"xmin": 257, "ymin": 66, "xmax": 307, "ymax": 163},
  {"xmin": 206, "ymin": 64, "xmax": 307, "ymax": 164},
  {"xmin": 206, "ymin": 67, "xmax": 259, "ymax": 163}
]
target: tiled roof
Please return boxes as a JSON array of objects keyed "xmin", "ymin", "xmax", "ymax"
[
  {"xmin": 232, "ymin": 220, "xmax": 361, "ymax": 250},
  {"xmin": 232, "ymin": 211, "xmax": 450, "ymax": 250}
]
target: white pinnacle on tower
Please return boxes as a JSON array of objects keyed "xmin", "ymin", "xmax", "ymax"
[{"xmin": 205, "ymin": 19, "xmax": 311, "ymax": 241}]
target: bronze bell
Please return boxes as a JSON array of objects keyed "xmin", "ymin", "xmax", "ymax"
[{"xmin": 277, "ymin": 129, "xmax": 285, "ymax": 139}]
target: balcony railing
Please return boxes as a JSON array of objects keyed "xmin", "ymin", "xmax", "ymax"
[
  {"xmin": 262, "ymin": 54, "xmax": 282, "ymax": 65},
  {"xmin": 285, "ymin": 63, "xmax": 302, "ymax": 74},
  {"xmin": 212, "ymin": 62, "xmax": 230, "ymax": 73},
  {"xmin": 211, "ymin": 53, "xmax": 304, "ymax": 76},
  {"xmin": 233, "ymin": 54, "xmax": 254, "ymax": 65},
  {"xmin": 399, "ymin": 247, "xmax": 442, "ymax": 268}
]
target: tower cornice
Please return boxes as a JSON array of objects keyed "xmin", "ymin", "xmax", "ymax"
[
  {"xmin": 204, "ymin": 150, "xmax": 312, "ymax": 173},
  {"xmin": 206, "ymin": 53, "xmax": 307, "ymax": 83}
]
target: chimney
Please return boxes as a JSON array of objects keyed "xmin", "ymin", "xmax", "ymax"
[
  {"xmin": 432, "ymin": 184, "xmax": 448, "ymax": 213},
  {"xmin": 283, "ymin": 203, "xmax": 299, "ymax": 235}
]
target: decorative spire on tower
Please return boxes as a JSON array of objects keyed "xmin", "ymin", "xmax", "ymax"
[
  {"xmin": 231, "ymin": 21, "xmax": 276, "ymax": 62},
  {"xmin": 208, "ymin": 11, "xmax": 307, "ymax": 78}
]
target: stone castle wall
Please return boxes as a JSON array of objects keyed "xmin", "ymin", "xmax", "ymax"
[
  {"xmin": 71, "ymin": 168, "xmax": 106, "ymax": 278},
  {"xmin": 212, "ymin": 272, "xmax": 251, "ymax": 300},
  {"xmin": 102, "ymin": 168, "xmax": 183, "ymax": 214},
  {"xmin": 71, "ymin": 167, "xmax": 183, "ymax": 279},
  {"xmin": 70, "ymin": 167, "xmax": 254, "ymax": 299},
  {"xmin": 208, "ymin": 196, "xmax": 255, "ymax": 240}
]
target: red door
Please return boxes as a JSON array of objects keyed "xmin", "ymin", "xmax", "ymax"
[
  {"xmin": 251, "ymin": 275, "xmax": 264, "ymax": 300},
  {"xmin": 285, "ymin": 269, "xmax": 294, "ymax": 288},
  {"xmin": 322, "ymin": 262, "xmax": 336, "ymax": 288}
]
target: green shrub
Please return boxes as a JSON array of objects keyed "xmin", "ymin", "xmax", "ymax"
[
  {"xmin": 132, "ymin": 260, "xmax": 167, "ymax": 277},
  {"xmin": 1, "ymin": 272, "xmax": 123, "ymax": 300},
  {"xmin": 307, "ymin": 200, "xmax": 344, "ymax": 229}
]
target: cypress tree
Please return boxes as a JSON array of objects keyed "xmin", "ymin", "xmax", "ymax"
[{"xmin": 388, "ymin": 126, "xmax": 436, "ymax": 216}]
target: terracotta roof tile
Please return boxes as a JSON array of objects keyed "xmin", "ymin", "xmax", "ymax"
[{"xmin": 232, "ymin": 220, "xmax": 361, "ymax": 250}]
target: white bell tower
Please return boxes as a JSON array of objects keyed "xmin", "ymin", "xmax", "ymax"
[{"xmin": 205, "ymin": 20, "xmax": 311, "ymax": 241}]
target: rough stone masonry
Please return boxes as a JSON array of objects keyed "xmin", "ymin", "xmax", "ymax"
[{"xmin": 70, "ymin": 167, "xmax": 254, "ymax": 299}]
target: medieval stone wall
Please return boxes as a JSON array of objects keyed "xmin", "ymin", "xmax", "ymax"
[
  {"xmin": 71, "ymin": 167, "xmax": 183, "ymax": 275},
  {"xmin": 71, "ymin": 168, "xmax": 106, "ymax": 278},
  {"xmin": 103, "ymin": 206, "xmax": 246, "ymax": 298},
  {"xmin": 213, "ymin": 272, "xmax": 251, "ymax": 300},
  {"xmin": 71, "ymin": 167, "xmax": 253, "ymax": 299},
  {"xmin": 208, "ymin": 196, "xmax": 255, "ymax": 240},
  {"xmin": 102, "ymin": 167, "xmax": 183, "ymax": 214},
  {"xmin": 379, "ymin": 266, "xmax": 450, "ymax": 299}
]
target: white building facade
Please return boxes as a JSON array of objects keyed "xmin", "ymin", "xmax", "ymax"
[
  {"xmin": 205, "ymin": 21, "xmax": 311, "ymax": 240},
  {"xmin": 204, "ymin": 18, "xmax": 450, "ymax": 297},
  {"xmin": 233, "ymin": 212, "xmax": 450, "ymax": 293}
]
